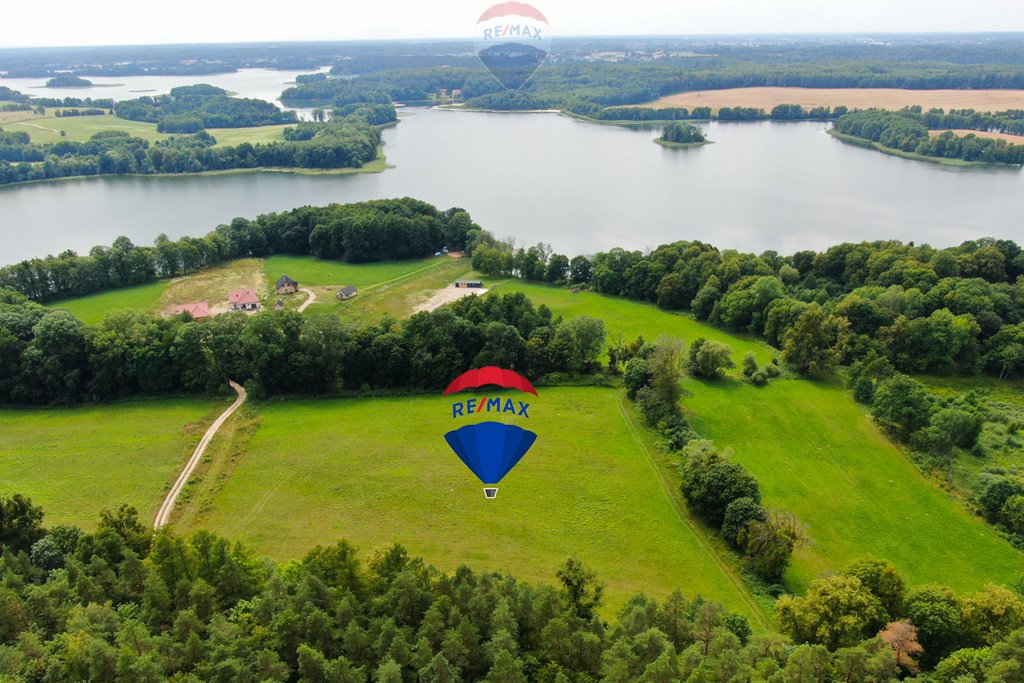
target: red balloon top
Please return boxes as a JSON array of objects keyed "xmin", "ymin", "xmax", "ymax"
[
  {"xmin": 477, "ymin": 2, "xmax": 549, "ymax": 24},
  {"xmin": 442, "ymin": 366, "xmax": 538, "ymax": 396}
]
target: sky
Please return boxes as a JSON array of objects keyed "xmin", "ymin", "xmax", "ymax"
[{"xmin": 1, "ymin": 0, "xmax": 1023, "ymax": 48}]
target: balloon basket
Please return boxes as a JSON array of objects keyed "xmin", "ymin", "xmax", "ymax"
[{"xmin": 483, "ymin": 487, "xmax": 498, "ymax": 499}]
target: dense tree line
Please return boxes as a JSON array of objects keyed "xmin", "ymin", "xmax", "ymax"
[
  {"xmin": 2, "ymin": 494, "xmax": 1023, "ymax": 680},
  {"xmin": 833, "ymin": 109, "xmax": 1024, "ymax": 164},
  {"xmin": 0, "ymin": 199, "xmax": 481, "ymax": 302},
  {"xmin": 52, "ymin": 107, "xmax": 108, "ymax": 118},
  {"xmin": 114, "ymin": 84, "xmax": 297, "ymax": 130},
  {"xmin": 0, "ymin": 108, "xmax": 384, "ymax": 187},
  {"xmin": 282, "ymin": 58, "xmax": 1024, "ymax": 110},
  {"xmin": 919, "ymin": 107, "xmax": 1024, "ymax": 136},
  {"xmin": 0, "ymin": 289, "xmax": 602, "ymax": 404},
  {"xmin": 471, "ymin": 237, "xmax": 1024, "ymax": 381}
]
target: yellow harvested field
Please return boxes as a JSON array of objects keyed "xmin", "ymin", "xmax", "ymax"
[
  {"xmin": 931, "ymin": 129, "xmax": 1024, "ymax": 144},
  {"xmin": 648, "ymin": 87, "xmax": 1024, "ymax": 113}
]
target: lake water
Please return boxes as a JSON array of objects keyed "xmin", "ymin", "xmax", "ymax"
[
  {"xmin": 1, "ymin": 107, "xmax": 1022, "ymax": 265},
  {"xmin": 0, "ymin": 67, "xmax": 327, "ymax": 116}
]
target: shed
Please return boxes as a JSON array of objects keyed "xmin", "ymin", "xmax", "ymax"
[
  {"xmin": 228, "ymin": 288, "xmax": 260, "ymax": 311},
  {"xmin": 275, "ymin": 275, "xmax": 298, "ymax": 294},
  {"xmin": 335, "ymin": 285, "xmax": 358, "ymax": 301},
  {"xmin": 455, "ymin": 280, "xmax": 483, "ymax": 288}
]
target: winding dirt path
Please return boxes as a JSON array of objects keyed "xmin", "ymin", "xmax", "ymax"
[
  {"xmin": 154, "ymin": 381, "xmax": 247, "ymax": 530},
  {"xmin": 297, "ymin": 288, "xmax": 316, "ymax": 312}
]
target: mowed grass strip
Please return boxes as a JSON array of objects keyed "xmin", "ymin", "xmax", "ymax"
[
  {"xmin": 263, "ymin": 255, "xmax": 443, "ymax": 291},
  {"xmin": 684, "ymin": 378, "xmax": 1023, "ymax": 593},
  {"xmin": 186, "ymin": 387, "xmax": 759, "ymax": 617},
  {"xmin": 46, "ymin": 280, "xmax": 169, "ymax": 324},
  {"xmin": 0, "ymin": 399, "xmax": 220, "ymax": 528}
]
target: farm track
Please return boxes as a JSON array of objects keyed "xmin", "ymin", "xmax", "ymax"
[
  {"xmin": 153, "ymin": 381, "xmax": 246, "ymax": 529},
  {"xmin": 615, "ymin": 395, "xmax": 770, "ymax": 629}
]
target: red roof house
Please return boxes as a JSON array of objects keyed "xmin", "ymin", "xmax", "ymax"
[
  {"xmin": 173, "ymin": 301, "xmax": 211, "ymax": 320},
  {"xmin": 228, "ymin": 288, "xmax": 260, "ymax": 311}
]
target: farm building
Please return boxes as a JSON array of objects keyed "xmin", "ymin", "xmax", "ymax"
[
  {"xmin": 335, "ymin": 285, "xmax": 358, "ymax": 301},
  {"xmin": 172, "ymin": 301, "xmax": 211, "ymax": 320},
  {"xmin": 455, "ymin": 280, "xmax": 483, "ymax": 288},
  {"xmin": 275, "ymin": 275, "xmax": 298, "ymax": 294},
  {"xmin": 228, "ymin": 288, "xmax": 261, "ymax": 311}
]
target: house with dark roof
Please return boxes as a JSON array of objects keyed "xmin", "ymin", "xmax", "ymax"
[
  {"xmin": 275, "ymin": 275, "xmax": 298, "ymax": 294},
  {"xmin": 172, "ymin": 301, "xmax": 211, "ymax": 320},
  {"xmin": 335, "ymin": 285, "xmax": 358, "ymax": 301},
  {"xmin": 228, "ymin": 288, "xmax": 260, "ymax": 311}
]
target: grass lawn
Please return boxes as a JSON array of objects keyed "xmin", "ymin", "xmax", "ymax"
[
  {"xmin": 292, "ymin": 256, "xmax": 474, "ymax": 324},
  {"xmin": 263, "ymin": 255, "xmax": 442, "ymax": 291},
  {"xmin": 6, "ymin": 114, "xmax": 168, "ymax": 143},
  {"xmin": 0, "ymin": 398, "xmax": 221, "ymax": 528},
  {"xmin": 488, "ymin": 280, "xmax": 775, "ymax": 368},
  {"xmin": 685, "ymin": 377, "xmax": 1023, "ymax": 593},
  {"xmin": 5, "ymin": 114, "xmax": 289, "ymax": 146},
  {"xmin": 46, "ymin": 280, "xmax": 168, "ymax": 324},
  {"xmin": 182, "ymin": 387, "xmax": 764, "ymax": 619}
]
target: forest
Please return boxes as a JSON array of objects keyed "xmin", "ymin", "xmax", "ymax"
[
  {"xmin": 114, "ymin": 85, "xmax": 297, "ymax": 130},
  {"xmin": 0, "ymin": 109, "xmax": 385, "ymax": 186},
  {"xmin": 281, "ymin": 58, "xmax": 1024, "ymax": 110},
  {"xmin": 0, "ymin": 494, "xmax": 1022, "ymax": 680},
  {"xmin": 832, "ymin": 110, "xmax": 1024, "ymax": 164}
]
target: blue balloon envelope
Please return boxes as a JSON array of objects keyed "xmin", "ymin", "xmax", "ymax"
[{"xmin": 444, "ymin": 422, "xmax": 536, "ymax": 492}]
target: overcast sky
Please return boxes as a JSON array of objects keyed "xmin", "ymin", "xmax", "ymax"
[{"xmin": 1, "ymin": 0, "xmax": 1023, "ymax": 48}]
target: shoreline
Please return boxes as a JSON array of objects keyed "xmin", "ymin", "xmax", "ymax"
[
  {"xmin": 0, "ymin": 145, "xmax": 391, "ymax": 190},
  {"xmin": 826, "ymin": 129, "xmax": 1021, "ymax": 168},
  {"xmin": 653, "ymin": 137, "xmax": 713, "ymax": 148}
]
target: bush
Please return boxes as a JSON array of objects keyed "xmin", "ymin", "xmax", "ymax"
[
  {"xmin": 680, "ymin": 444, "xmax": 761, "ymax": 527},
  {"xmin": 721, "ymin": 497, "xmax": 767, "ymax": 548}
]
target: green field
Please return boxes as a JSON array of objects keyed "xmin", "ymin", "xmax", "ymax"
[
  {"xmin": 686, "ymin": 378, "xmax": 1022, "ymax": 593},
  {"xmin": 490, "ymin": 280, "xmax": 775, "ymax": 367},
  {"xmin": 263, "ymin": 255, "xmax": 443, "ymax": 290},
  {"xmin": 480, "ymin": 284, "xmax": 1022, "ymax": 592},
  {"xmin": 46, "ymin": 280, "xmax": 168, "ymax": 324},
  {"xmin": 182, "ymin": 387, "xmax": 763, "ymax": 619},
  {"xmin": 0, "ymin": 399, "xmax": 220, "ymax": 528},
  {"xmin": 5, "ymin": 113, "xmax": 289, "ymax": 146}
]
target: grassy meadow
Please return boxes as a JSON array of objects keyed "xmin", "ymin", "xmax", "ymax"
[
  {"xmin": 480, "ymin": 284, "xmax": 1022, "ymax": 592},
  {"xmin": 182, "ymin": 387, "xmax": 764, "ymax": 620},
  {"xmin": 3, "ymin": 112, "xmax": 290, "ymax": 146},
  {"xmin": 0, "ymin": 398, "xmax": 221, "ymax": 528},
  {"xmin": 46, "ymin": 280, "xmax": 168, "ymax": 324}
]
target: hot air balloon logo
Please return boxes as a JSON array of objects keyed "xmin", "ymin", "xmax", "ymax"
[
  {"xmin": 474, "ymin": 2, "xmax": 552, "ymax": 90},
  {"xmin": 442, "ymin": 366, "xmax": 539, "ymax": 498}
]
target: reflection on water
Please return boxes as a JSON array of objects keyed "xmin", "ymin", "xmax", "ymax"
[{"xmin": 1, "ymin": 109, "xmax": 1022, "ymax": 264}]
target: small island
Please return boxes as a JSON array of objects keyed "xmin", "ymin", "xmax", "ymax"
[
  {"xmin": 45, "ymin": 75, "xmax": 94, "ymax": 88},
  {"xmin": 655, "ymin": 121, "xmax": 711, "ymax": 148}
]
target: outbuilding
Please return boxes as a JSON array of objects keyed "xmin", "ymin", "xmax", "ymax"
[
  {"xmin": 335, "ymin": 285, "xmax": 358, "ymax": 301},
  {"xmin": 275, "ymin": 275, "xmax": 298, "ymax": 294},
  {"xmin": 454, "ymin": 280, "xmax": 483, "ymax": 288}
]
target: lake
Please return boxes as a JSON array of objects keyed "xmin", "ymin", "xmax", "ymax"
[
  {"xmin": 0, "ymin": 67, "xmax": 327, "ymax": 117},
  {"xmin": 1, "ymin": 107, "xmax": 1022, "ymax": 265}
]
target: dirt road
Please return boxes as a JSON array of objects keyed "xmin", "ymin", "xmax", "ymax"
[{"xmin": 153, "ymin": 380, "xmax": 246, "ymax": 529}]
